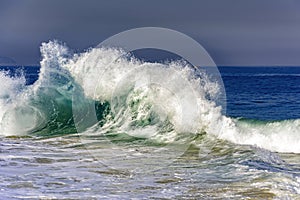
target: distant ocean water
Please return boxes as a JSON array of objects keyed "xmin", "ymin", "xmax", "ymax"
[
  {"xmin": 220, "ymin": 66, "xmax": 300, "ymax": 121},
  {"xmin": 0, "ymin": 41, "xmax": 299, "ymax": 199}
]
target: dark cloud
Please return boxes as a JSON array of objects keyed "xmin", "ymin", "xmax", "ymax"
[{"xmin": 0, "ymin": 0, "xmax": 300, "ymax": 66}]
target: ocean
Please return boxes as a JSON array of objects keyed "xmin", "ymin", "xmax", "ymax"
[{"xmin": 0, "ymin": 41, "xmax": 300, "ymax": 199}]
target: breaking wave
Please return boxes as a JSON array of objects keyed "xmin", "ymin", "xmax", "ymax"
[{"xmin": 0, "ymin": 40, "xmax": 299, "ymax": 153}]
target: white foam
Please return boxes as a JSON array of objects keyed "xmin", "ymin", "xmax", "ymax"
[
  {"xmin": 0, "ymin": 71, "xmax": 28, "ymax": 135},
  {"xmin": 62, "ymin": 41, "xmax": 300, "ymax": 153}
]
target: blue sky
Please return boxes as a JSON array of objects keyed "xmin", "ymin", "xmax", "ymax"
[{"xmin": 0, "ymin": 0, "xmax": 300, "ymax": 66}]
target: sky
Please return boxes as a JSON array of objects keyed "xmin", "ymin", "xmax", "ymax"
[{"xmin": 0, "ymin": 0, "xmax": 300, "ymax": 66}]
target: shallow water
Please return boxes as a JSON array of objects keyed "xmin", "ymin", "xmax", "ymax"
[{"xmin": 1, "ymin": 135, "xmax": 300, "ymax": 199}]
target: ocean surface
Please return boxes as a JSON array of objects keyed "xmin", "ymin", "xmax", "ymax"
[{"xmin": 0, "ymin": 41, "xmax": 300, "ymax": 199}]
